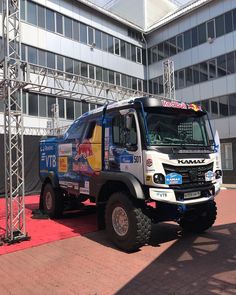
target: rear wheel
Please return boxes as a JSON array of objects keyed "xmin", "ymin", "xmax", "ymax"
[
  {"xmin": 179, "ymin": 201, "xmax": 217, "ymax": 233},
  {"xmin": 42, "ymin": 183, "xmax": 64, "ymax": 218},
  {"xmin": 105, "ymin": 192, "xmax": 151, "ymax": 252}
]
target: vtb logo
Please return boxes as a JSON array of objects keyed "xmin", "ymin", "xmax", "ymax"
[{"xmin": 178, "ymin": 159, "xmax": 205, "ymax": 164}]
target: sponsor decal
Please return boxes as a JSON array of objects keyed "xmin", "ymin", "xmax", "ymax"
[
  {"xmin": 188, "ymin": 103, "xmax": 202, "ymax": 112},
  {"xmin": 205, "ymin": 171, "xmax": 215, "ymax": 182},
  {"xmin": 80, "ymin": 181, "xmax": 90, "ymax": 195},
  {"xmin": 178, "ymin": 159, "xmax": 205, "ymax": 165},
  {"xmin": 58, "ymin": 157, "xmax": 68, "ymax": 173},
  {"xmin": 120, "ymin": 155, "xmax": 134, "ymax": 163},
  {"xmin": 165, "ymin": 173, "xmax": 182, "ymax": 185},
  {"xmin": 58, "ymin": 144, "xmax": 72, "ymax": 156},
  {"xmin": 161, "ymin": 100, "xmax": 187, "ymax": 109},
  {"xmin": 146, "ymin": 158, "xmax": 153, "ymax": 167}
]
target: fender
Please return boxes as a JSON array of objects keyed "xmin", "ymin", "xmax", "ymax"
[
  {"xmin": 90, "ymin": 171, "xmax": 145, "ymax": 201},
  {"xmin": 40, "ymin": 171, "xmax": 59, "ymax": 189}
]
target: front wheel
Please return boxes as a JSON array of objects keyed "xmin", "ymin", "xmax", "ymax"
[
  {"xmin": 179, "ymin": 201, "xmax": 217, "ymax": 233},
  {"xmin": 42, "ymin": 183, "xmax": 64, "ymax": 218},
  {"xmin": 105, "ymin": 192, "xmax": 151, "ymax": 252}
]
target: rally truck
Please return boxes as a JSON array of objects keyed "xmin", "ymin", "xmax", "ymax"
[{"xmin": 39, "ymin": 96, "xmax": 222, "ymax": 252}]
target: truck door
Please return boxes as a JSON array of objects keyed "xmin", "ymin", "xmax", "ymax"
[{"xmin": 106, "ymin": 109, "xmax": 144, "ymax": 183}]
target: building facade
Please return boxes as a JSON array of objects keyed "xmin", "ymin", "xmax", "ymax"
[{"xmin": 0, "ymin": 0, "xmax": 235, "ymax": 183}]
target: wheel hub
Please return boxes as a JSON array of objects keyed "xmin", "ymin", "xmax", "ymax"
[
  {"xmin": 45, "ymin": 191, "xmax": 53, "ymax": 210},
  {"xmin": 112, "ymin": 206, "xmax": 129, "ymax": 237}
]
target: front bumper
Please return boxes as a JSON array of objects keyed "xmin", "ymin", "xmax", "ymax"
[{"xmin": 149, "ymin": 182, "xmax": 221, "ymax": 205}]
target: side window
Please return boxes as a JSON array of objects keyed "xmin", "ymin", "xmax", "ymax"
[
  {"xmin": 84, "ymin": 121, "xmax": 96, "ymax": 140},
  {"xmin": 112, "ymin": 114, "xmax": 137, "ymax": 147},
  {"xmin": 66, "ymin": 120, "xmax": 85, "ymax": 140}
]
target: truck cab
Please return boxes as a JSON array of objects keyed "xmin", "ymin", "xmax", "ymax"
[{"xmin": 39, "ymin": 97, "xmax": 222, "ymax": 252}]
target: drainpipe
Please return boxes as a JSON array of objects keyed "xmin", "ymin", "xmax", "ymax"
[{"xmin": 142, "ymin": 32, "xmax": 149, "ymax": 94}]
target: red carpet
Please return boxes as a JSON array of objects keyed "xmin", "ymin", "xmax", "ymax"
[{"xmin": 0, "ymin": 196, "xmax": 97, "ymax": 255}]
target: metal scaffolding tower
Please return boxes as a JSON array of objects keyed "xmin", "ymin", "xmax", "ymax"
[
  {"xmin": 163, "ymin": 59, "xmax": 176, "ymax": 101},
  {"xmin": 1, "ymin": 0, "xmax": 28, "ymax": 243}
]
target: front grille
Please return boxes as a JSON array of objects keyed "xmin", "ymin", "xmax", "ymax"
[{"xmin": 163, "ymin": 163, "xmax": 214, "ymax": 189}]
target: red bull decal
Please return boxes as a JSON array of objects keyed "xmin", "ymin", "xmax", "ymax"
[{"xmin": 161, "ymin": 100, "xmax": 187, "ymax": 109}]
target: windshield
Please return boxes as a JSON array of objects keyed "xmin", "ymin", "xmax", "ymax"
[{"xmin": 145, "ymin": 108, "xmax": 210, "ymax": 147}]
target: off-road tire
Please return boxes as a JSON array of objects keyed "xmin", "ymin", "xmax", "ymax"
[
  {"xmin": 105, "ymin": 192, "xmax": 151, "ymax": 252},
  {"xmin": 179, "ymin": 201, "xmax": 217, "ymax": 233},
  {"xmin": 42, "ymin": 183, "xmax": 64, "ymax": 218}
]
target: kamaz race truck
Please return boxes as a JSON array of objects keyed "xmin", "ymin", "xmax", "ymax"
[{"xmin": 39, "ymin": 97, "xmax": 222, "ymax": 252}]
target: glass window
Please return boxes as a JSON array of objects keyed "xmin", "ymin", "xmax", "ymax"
[
  {"xmin": 46, "ymin": 9, "xmax": 55, "ymax": 32},
  {"xmin": 226, "ymin": 52, "xmax": 235, "ymax": 74},
  {"xmin": 199, "ymin": 62, "xmax": 208, "ymax": 82},
  {"xmin": 153, "ymin": 79, "xmax": 158, "ymax": 94},
  {"xmin": 103, "ymin": 69, "xmax": 108, "ymax": 82},
  {"xmin": 163, "ymin": 41, "xmax": 169, "ymax": 57},
  {"xmin": 215, "ymin": 15, "xmax": 225, "ymax": 38},
  {"xmin": 64, "ymin": 17, "xmax": 72, "ymax": 38},
  {"xmin": 169, "ymin": 37, "xmax": 177, "ymax": 56},
  {"xmin": 89, "ymin": 65, "xmax": 95, "ymax": 79},
  {"xmin": 109, "ymin": 71, "xmax": 115, "ymax": 84},
  {"xmin": 28, "ymin": 46, "xmax": 37, "ymax": 64},
  {"xmin": 233, "ymin": 9, "xmax": 236, "ymax": 30},
  {"xmin": 38, "ymin": 49, "xmax": 46, "ymax": 67},
  {"xmin": 47, "ymin": 96, "xmax": 56, "ymax": 117},
  {"xmin": 229, "ymin": 94, "xmax": 236, "ymax": 116},
  {"xmin": 28, "ymin": 93, "xmax": 38, "ymax": 116},
  {"xmin": 74, "ymin": 61, "xmax": 80, "ymax": 75},
  {"xmin": 90, "ymin": 104, "xmax": 96, "ymax": 110},
  {"xmin": 193, "ymin": 64, "xmax": 200, "ymax": 84},
  {"xmin": 152, "ymin": 46, "xmax": 158, "ymax": 63},
  {"xmin": 184, "ymin": 30, "xmax": 192, "ymax": 50},
  {"xmin": 136, "ymin": 47, "xmax": 142, "ymax": 63},
  {"xmin": 121, "ymin": 40, "xmax": 126, "ymax": 58},
  {"xmin": 115, "ymin": 73, "xmax": 121, "ymax": 86},
  {"xmin": 81, "ymin": 63, "xmax": 88, "ymax": 77},
  {"xmin": 74, "ymin": 101, "xmax": 82, "ymax": 118},
  {"xmin": 58, "ymin": 98, "xmax": 65, "ymax": 118},
  {"xmin": 221, "ymin": 143, "xmax": 233, "ymax": 170},
  {"xmin": 126, "ymin": 43, "xmax": 132, "ymax": 60},
  {"xmin": 39, "ymin": 95, "xmax": 47, "ymax": 117},
  {"xmin": 158, "ymin": 76, "xmax": 163, "ymax": 94},
  {"xmin": 56, "ymin": 13, "xmax": 63, "ymax": 35},
  {"xmin": 108, "ymin": 35, "xmax": 113, "ymax": 53},
  {"xmin": 192, "ymin": 27, "xmax": 198, "ymax": 47},
  {"xmin": 207, "ymin": 19, "xmax": 215, "ymax": 39},
  {"xmin": 82, "ymin": 102, "xmax": 89, "ymax": 113},
  {"xmin": 80, "ymin": 23, "xmax": 87, "ymax": 43},
  {"xmin": 132, "ymin": 77, "xmax": 137, "ymax": 90},
  {"xmin": 211, "ymin": 98, "xmax": 218, "ymax": 118},
  {"xmin": 96, "ymin": 67, "xmax": 102, "ymax": 81},
  {"xmin": 131, "ymin": 45, "xmax": 136, "ymax": 61},
  {"xmin": 65, "ymin": 57, "xmax": 73, "ymax": 73},
  {"xmin": 57, "ymin": 55, "xmax": 64, "ymax": 71},
  {"xmin": 122, "ymin": 75, "xmax": 127, "ymax": 88},
  {"xmin": 37, "ymin": 5, "xmax": 45, "ymax": 28},
  {"xmin": 158, "ymin": 42, "xmax": 165, "ymax": 60},
  {"xmin": 88, "ymin": 27, "xmax": 94, "ymax": 45},
  {"xmin": 27, "ymin": 1, "xmax": 37, "ymax": 25},
  {"xmin": 66, "ymin": 100, "xmax": 74, "ymax": 120},
  {"xmin": 198, "ymin": 23, "xmax": 206, "ymax": 44},
  {"xmin": 95, "ymin": 30, "xmax": 102, "ymax": 49},
  {"xmin": 178, "ymin": 69, "xmax": 185, "ymax": 88},
  {"xmin": 176, "ymin": 35, "xmax": 183, "ymax": 53},
  {"xmin": 138, "ymin": 79, "xmax": 142, "ymax": 91},
  {"xmin": 225, "ymin": 11, "xmax": 233, "ymax": 34},
  {"xmin": 114, "ymin": 38, "xmax": 120, "ymax": 55},
  {"xmin": 219, "ymin": 96, "xmax": 229, "ymax": 117},
  {"xmin": 73, "ymin": 21, "xmax": 79, "ymax": 41},
  {"xmin": 47, "ymin": 52, "xmax": 55, "ymax": 69},
  {"xmin": 217, "ymin": 55, "xmax": 227, "ymax": 77},
  {"xmin": 22, "ymin": 92, "xmax": 27, "ymax": 114},
  {"xmin": 20, "ymin": 0, "xmax": 26, "ymax": 20},
  {"xmin": 127, "ymin": 76, "xmax": 132, "ymax": 89},
  {"xmin": 102, "ymin": 33, "xmax": 108, "ymax": 51},
  {"xmin": 186, "ymin": 67, "xmax": 193, "ymax": 86},
  {"xmin": 21, "ymin": 44, "xmax": 26, "ymax": 61},
  {"xmin": 208, "ymin": 59, "xmax": 216, "ymax": 79}
]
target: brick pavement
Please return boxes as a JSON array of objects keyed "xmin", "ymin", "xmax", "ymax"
[{"xmin": 0, "ymin": 190, "xmax": 235, "ymax": 295}]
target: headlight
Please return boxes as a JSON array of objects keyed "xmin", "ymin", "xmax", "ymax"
[
  {"xmin": 215, "ymin": 170, "xmax": 222, "ymax": 179},
  {"xmin": 153, "ymin": 173, "xmax": 165, "ymax": 184}
]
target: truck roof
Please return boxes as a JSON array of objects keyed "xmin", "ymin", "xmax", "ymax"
[{"xmin": 81, "ymin": 96, "xmax": 204, "ymax": 119}]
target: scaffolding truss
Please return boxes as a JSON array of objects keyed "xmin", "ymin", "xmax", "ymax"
[
  {"xmin": 163, "ymin": 59, "xmax": 176, "ymax": 101},
  {"xmin": 1, "ymin": 0, "xmax": 29, "ymax": 243}
]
